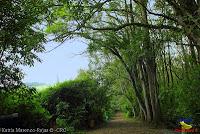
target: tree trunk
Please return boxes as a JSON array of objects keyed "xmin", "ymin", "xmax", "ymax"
[
  {"xmin": 139, "ymin": 0, "xmax": 161, "ymax": 123},
  {"xmin": 146, "ymin": 58, "xmax": 160, "ymax": 123},
  {"xmin": 139, "ymin": 60, "xmax": 152, "ymax": 122},
  {"xmin": 129, "ymin": 72, "xmax": 147, "ymax": 121}
]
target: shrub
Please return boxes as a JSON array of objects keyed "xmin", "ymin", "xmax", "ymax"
[
  {"xmin": 40, "ymin": 77, "xmax": 111, "ymax": 130},
  {"xmin": 160, "ymin": 65, "xmax": 200, "ymax": 126},
  {"xmin": 0, "ymin": 86, "xmax": 50, "ymax": 128}
]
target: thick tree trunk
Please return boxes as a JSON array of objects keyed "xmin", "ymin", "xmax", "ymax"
[
  {"xmin": 139, "ymin": 60, "xmax": 152, "ymax": 122},
  {"xmin": 146, "ymin": 58, "xmax": 160, "ymax": 123},
  {"xmin": 139, "ymin": 0, "xmax": 161, "ymax": 123},
  {"xmin": 129, "ymin": 72, "xmax": 147, "ymax": 121}
]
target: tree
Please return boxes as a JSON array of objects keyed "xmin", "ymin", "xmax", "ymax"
[
  {"xmin": 0, "ymin": 0, "xmax": 48, "ymax": 91},
  {"xmin": 45, "ymin": 0, "xmax": 200, "ymax": 124}
]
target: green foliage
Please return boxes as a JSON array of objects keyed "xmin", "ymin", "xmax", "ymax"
[
  {"xmin": 160, "ymin": 65, "xmax": 200, "ymax": 124},
  {"xmin": 1, "ymin": 0, "xmax": 48, "ymax": 91},
  {"xmin": 40, "ymin": 71, "xmax": 112, "ymax": 130},
  {"xmin": 176, "ymin": 66, "xmax": 200, "ymax": 121},
  {"xmin": 56, "ymin": 118, "xmax": 76, "ymax": 134},
  {"xmin": 89, "ymin": 58, "xmax": 138, "ymax": 118},
  {"xmin": 0, "ymin": 86, "xmax": 50, "ymax": 128}
]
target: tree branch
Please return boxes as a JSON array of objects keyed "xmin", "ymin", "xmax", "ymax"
[
  {"xmin": 133, "ymin": 0, "xmax": 178, "ymax": 22},
  {"xmin": 87, "ymin": 22, "xmax": 181, "ymax": 31}
]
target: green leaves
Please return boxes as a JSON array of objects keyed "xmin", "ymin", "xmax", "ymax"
[
  {"xmin": 46, "ymin": 21, "xmax": 66, "ymax": 34},
  {"xmin": 1, "ymin": 0, "xmax": 47, "ymax": 91},
  {"xmin": 40, "ymin": 70, "xmax": 112, "ymax": 129}
]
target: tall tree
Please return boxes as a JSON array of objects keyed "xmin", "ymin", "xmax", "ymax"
[{"xmin": 45, "ymin": 0, "xmax": 199, "ymax": 124}]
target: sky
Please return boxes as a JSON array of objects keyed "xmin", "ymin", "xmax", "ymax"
[{"xmin": 22, "ymin": 38, "xmax": 89, "ymax": 85}]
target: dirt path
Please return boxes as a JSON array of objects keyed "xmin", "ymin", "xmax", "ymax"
[{"xmin": 87, "ymin": 113, "xmax": 175, "ymax": 134}]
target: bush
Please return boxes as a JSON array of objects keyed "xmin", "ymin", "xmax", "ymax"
[
  {"xmin": 160, "ymin": 65, "xmax": 200, "ymax": 126},
  {"xmin": 0, "ymin": 86, "xmax": 50, "ymax": 128},
  {"xmin": 40, "ymin": 77, "xmax": 111, "ymax": 130}
]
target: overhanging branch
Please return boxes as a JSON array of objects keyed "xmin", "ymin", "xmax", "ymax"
[{"xmin": 87, "ymin": 22, "xmax": 181, "ymax": 31}]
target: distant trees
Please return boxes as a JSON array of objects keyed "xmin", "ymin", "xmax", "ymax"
[{"xmin": 1, "ymin": 0, "xmax": 48, "ymax": 91}]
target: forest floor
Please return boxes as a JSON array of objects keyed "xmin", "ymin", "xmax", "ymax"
[{"xmin": 87, "ymin": 112, "xmax": 176, "ymax": 134}]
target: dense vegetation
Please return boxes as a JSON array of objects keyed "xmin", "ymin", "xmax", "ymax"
[
  {"xmin": 1, "ymin": 0, "xmax": 200, "ymax": 133},
  {"xmin": 0, "ymin": 71, "xmax": 114, "ymax": 133}
]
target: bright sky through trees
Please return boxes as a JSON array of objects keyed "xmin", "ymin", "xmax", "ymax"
[{"xmin": 22, "ymin": 39, "xmax": 89, "ymax": 84}]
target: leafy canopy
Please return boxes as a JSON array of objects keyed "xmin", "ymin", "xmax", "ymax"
[{"xmin": 1, "ymin": 0, "xmax": 48, "ymax": 91}]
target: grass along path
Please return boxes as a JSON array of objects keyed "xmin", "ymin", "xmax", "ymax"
[{"xmin": 87, "ymin": 112, "xmax": 175, "ymax": 134}]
